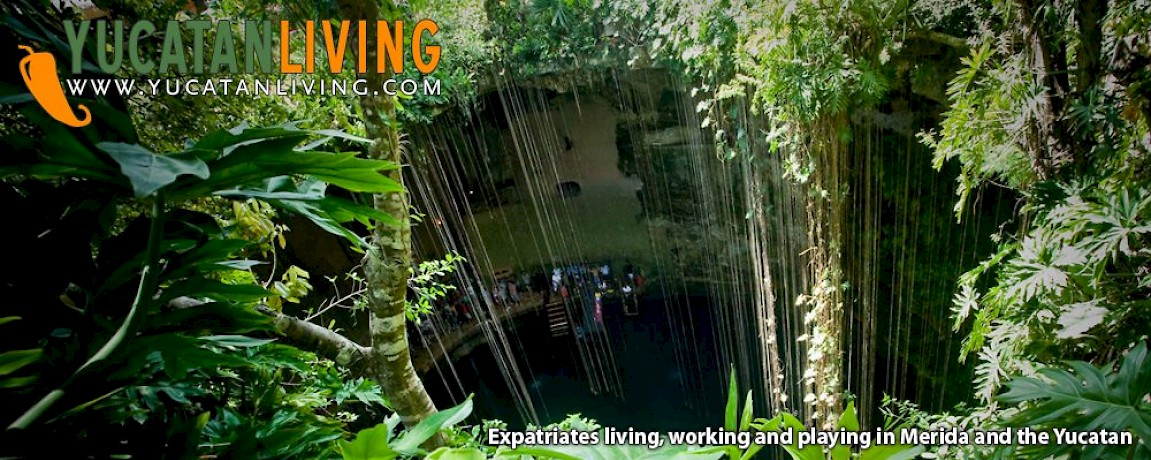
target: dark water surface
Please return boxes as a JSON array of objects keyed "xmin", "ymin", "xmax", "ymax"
[{"xmin": 424, "ymin": 294, "xmax": 726, "ymax": 432}]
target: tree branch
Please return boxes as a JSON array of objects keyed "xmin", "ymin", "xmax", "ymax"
[
  {"xmin": 255, "ymin": 305, "xmax": 372, "ymax": 369},
  {"xmin": 907, "ymin": 29, "xmax": 969, "ymax": 52},
  {"xmin": 168, "ymin": 297, "xmax": 371, "ymax": 369}
]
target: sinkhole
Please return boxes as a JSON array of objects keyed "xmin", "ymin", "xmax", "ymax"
[{"xmin": 420, "ymin": 291, "xmax": 726, "ymax": 432}]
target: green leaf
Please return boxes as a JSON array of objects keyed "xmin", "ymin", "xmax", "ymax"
[
  {"xmin": 774, "ymin": 413, "xmax": 824, "ymax": 460},
  {"xmin": 319, "ymin": 195, "xmax": 402, "ymax": 227},
  {"xmin": 426, "ymin": 447, "xmax": 486, "ymax": 460},
  {"xmin": 199, "ymin": 335, "xmax": 276, "ymax": 348},
  {"xmin": 830, "ymin": 401, "xmax": 860, "ymax": 460},
  {"xmin": 1055, "ymin": 300, "xmax": 1107, "ymax": 339},
  {"xmin": 340, "ymin": 423, "xmax": 400, "ymax": 460},
  {"xmin": 859, "ymin": 444, "xmax": 926, "ymax": 460},
  {"xmin": 0, "ymin": 375, "xmax": 39, "ymax": 389},
  {"xmin": 498, "ymin": 446, "xmax": 581, "ymax": 460},
  {"xmin": 166, "ymin": 239, "xmax": 253, "ymax": 279},
  {"xmin": 143, "ymin": 301, "xmax": 272, "ymax": 335},
  {"xmin": 193, "ymin": 122, "xmax": 370, "ymax": 153},
  {"xmin": 724, "ymin": 367, "xmax": 738, "ymax": 431},
  {"xmin": 160, "ymin": 278, "xmax": 271, "ymax": 304},
  {"xmin": 0, "ymin": 349, "xmax": 42, "ymax": 376},
  {"xmin": 391, "ymin": 397, "xmax": 474, "ymax": 455},
  {"xmin": 257, "ymin": 195, "xmax": 370, "ymax": 247},
  {"xmin": 182, "ymin": 149, "xmax": 399, "ymax": 199},
  {"xmin": 16, "ymin": 107, "xmax": 118, "ymax": 179},
  {"xmin": 0, "ymin": 316, "xmax": 21, "ymax": 327},
  {"xmin": 537, "ymin": 442, "xmax": 723, "ymax": 460},
  {"xmin": 837, "ymin": 400, "xmax": 860, "ymax": 431},
  {"xmin": 999, "ymin": 342, "xmax": 1151, "ymax": 452},
  {"xmin": 216, "ymin": 177, "xmax": 398, "ymax": 246},
  {"xmin": 739, "ymin": 390, "xmax": 754, "ymax": 432},
  {"xmin": 193, "ymin": 122, "xmax": 309, "ymax": 152},
  {"xmin": 98, "ymin": 142, "xmax": 210, "ymax": 198},
  {"xmin": 131, "ymin": 334, "xmax": 247, "ymax": 380}
]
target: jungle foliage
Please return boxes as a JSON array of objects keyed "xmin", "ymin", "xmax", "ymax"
[
  {"xmin": 2, "ymin": 0, "xmax": 1151, "ymax": 458},
  {"xmin": 0, "ymin": 75, "xmax": 399, "ymax": 458}
]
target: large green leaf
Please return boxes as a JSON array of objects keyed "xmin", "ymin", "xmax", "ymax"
[
  {"xmin": 999, "ymin": 342, "xmax": 1151, "ymax": 453},
  {"xmin": 390, "ymin": 397, "xmax": 475, "ymax": 455},
  {"xmin": 215, "ymin": 177, "xmax": 398, "ymax": 246},
  {"xmin": 858, "ymin": 444, "xmax": 925, "ymax": 460},
  {"xmin": 537, "ymin": 441, "xmax": 723, "ymax": 460},
  {"xmin": 758, "ymin": 413, "xmax": 824, "ymax": 460},
  {"xmin": 724, "ymin": 367, "xmax": 738, "ymax": 431},
  {"xmin": 0, "ymin": 108, "xmax": 120, "ymax": 183},
  {"xmin": 426, "ymin": 447, "xmax": 486, "ymax": 460},
  {"xmin": 143, "ymin": 301, "xmax": 272, "ymax": 335},
  {"xmin": 0, "ymin": 375, "xmax": 39, "ymax": 389},
  {"xmin": 165, "ymin": 239, "xmax": 254, "ymax": 280},
  {"xmin": 340, "ymin": 421, "xmax": 401, "ymax": 460},
  {"xmin": 171, "ymin": 123, "xmax": 399, "ymax": 200},
  {"xmin": 200, "ymin": 335, "xmax": 276, "ymax": 348},
  {"xmin": 261, "ymin": 195, "xmax": 369, "ymax": 247},
  {"xmin": 159, "ymin": 277, "xmax": 271, "ymax": 304},
  {"xmin": 186, "ymin": 151, "xmax": 401, "ymax": 198},
  {"xmin": 0, "ymin": 349, "xmax": 42, "ymax": 376},
  {"xmin": 194, "ymin": 123, "xmax": 310, "ymax": 153},
  {"xmin": 829, "ymin": 401, "xmax": 859, "ymax": 460},
  {"xmin": 193, "ymin": 122, "xmax": 370, "ymax": 153},
  {"xmin": 98, "ymin": 142, "xmax": 210, "ymax": 198},
  {"xmin": 130, "ymin": 334, "xmax": 249, "ymax": 380}
]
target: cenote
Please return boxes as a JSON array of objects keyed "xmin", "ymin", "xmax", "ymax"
[
  {"xmin": 398, "ymin": 72, "xmax": 1013, "ymax": 433},
  {"xmin": 6, "ymin": 1, "xmax": 1148, "ymax": 458},
  {"xmin": 424, "ymin": 293, "xmax": 727, "ymax": 432}
]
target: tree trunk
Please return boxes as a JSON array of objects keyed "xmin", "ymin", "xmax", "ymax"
[
  {"xmin": 1014, "ymin": 0, "xmax": 1079, "ymax": 179},
  {"xmin": 335, "ymin": 0, "xmax": 439, "ymax": 430}
]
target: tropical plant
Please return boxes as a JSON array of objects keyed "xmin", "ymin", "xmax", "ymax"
[
  {"xmin": 997, "ymin": 341, "xmax": 1151, "ymax": 459},
  {"xmin": 340, "ymin": 397, "xmax": 475, "ymax": 460},
  {"xmin": 0, "ymin": 102, "xmax": 398, "ymax": 457},
  {"xmin": 952, "ymin": 178, "xmax": 1151, "ymax": 402},
  {"xmin": 0, "ymin": 5, "xmax": 415, "ymax": 455},
  {"xmin": 707, "ymin": 369, "xmax": 925, "ymax": 460}
]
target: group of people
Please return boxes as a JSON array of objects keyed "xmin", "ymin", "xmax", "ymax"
[
  {"xmin": 411, "ymin": 260, "xmax": 648, "ymax": 343},
  {"xmin": 545, "ymin": 260, "xmax": 647, "ymax": 331},
  {"xmin": 547, "ymin": 260, "xmax": 645, "ymax": 301}
]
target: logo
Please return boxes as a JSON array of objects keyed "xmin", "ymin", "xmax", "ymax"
[
  {"xmin": 19, "ymin": 19, "xmax": 441, "ymax": 127},
  {"xmin": 18, "ymin": 45, "xmax": 92, "ymax": 127}
]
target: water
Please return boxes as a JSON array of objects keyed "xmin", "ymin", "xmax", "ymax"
[{"xmin": 424, "ymin": 293, "xmax": 726, "ymax": 432}]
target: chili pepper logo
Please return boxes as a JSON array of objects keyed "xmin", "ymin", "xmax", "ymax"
[{"xmin": 18, "ymin": 45, "xmax": 91, "ymax": 127}]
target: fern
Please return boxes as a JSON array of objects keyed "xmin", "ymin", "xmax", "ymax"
[{"xmin": 998, "ymin": 342, "xmax": 1151, "ymax": 459}]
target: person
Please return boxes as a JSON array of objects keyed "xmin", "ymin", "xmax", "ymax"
[
  {"xmin": 481, "ymin": 285, "xmax": 494, "ymax": 308},
  {"xmin": 443, "ymin": 302, "xmax": 459, "ymax": 329},
  {"xmin": 552, "ymin": 269, "xmax": 562, "ymax": 292},
  {"xmin": 593, "ymin": 292, "xmax": 604, "ymax": 325},
  {"xmin": 507, "ymin": 279, "xmax": 520, "ymax": 304},
  {"xmin": 625, "ymin": 260, "xmax": 635, "ymax": 280},
  {"xmin": 634, "ymin": 272, "xmax": 645, "ymax": 291},
  {"xmin": 456, "ymin": 301, "xmax": 472, "ymax": 323},
  {"xmin": 532, "ymin": 270, "xmax": 547, "ymax": 293},
  {"xmin": 464, "ymin": 285, "xmax": 476, "ymax": 306},
  {"xmin": 600, "ymin": 263, "xmax": 610, "ymax": 277}
]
